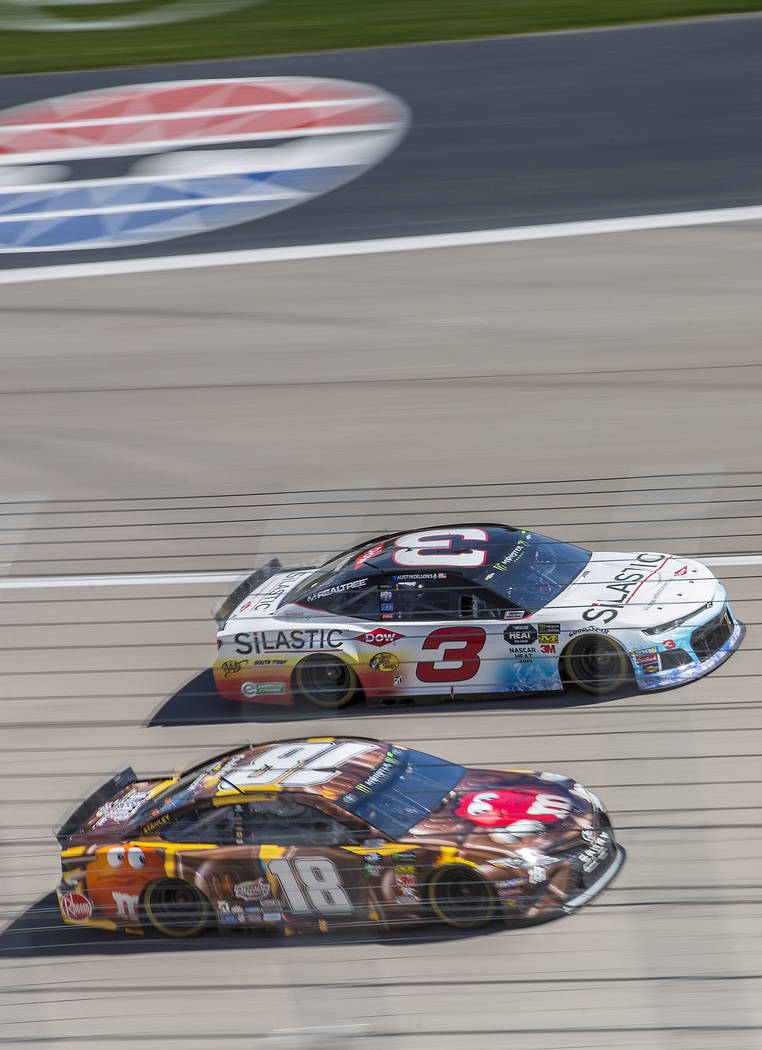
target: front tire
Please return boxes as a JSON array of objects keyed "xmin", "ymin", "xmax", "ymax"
[
  {"xmin": 427, "ymin": 866, "xmax": 496, "ymax": 929},
  {"xmin": 292, "ymin": 655, "xmax": 359, "ymax": 709},
  {"xmin": 143, "ymin": 879, "xmax": 210, "ymax": 938},
  {"xmin": 562, "ymin": 634, "xmax": 631, "ymax": 694}
]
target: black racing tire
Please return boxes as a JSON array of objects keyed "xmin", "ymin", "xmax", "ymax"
[
  {"xmin": 142, "ymin": 879, "xmax": 210, "ymax": 938},
  {"xmin": 562, "ymin": 633, "xmax": 631, "ymax": 694},
  {"xmin": 292, "ymin": 654, "xmax": 360, "ymax": 709},
  {"xmin": 427, "ymin": 865, "xmax": 496, "ymax": 929}
]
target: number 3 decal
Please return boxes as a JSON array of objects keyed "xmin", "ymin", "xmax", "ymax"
[
  {"xmin": 393, "ymin": 528, "xmax": 488, "ymax": 568},
  {"xmin": 417, "ymin": 627, "xmax": 486, "ymax": 683}
]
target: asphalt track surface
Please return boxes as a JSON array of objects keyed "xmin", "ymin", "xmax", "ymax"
[
  {"xmin": 2, "ymin": 19, "xmax": 762, "ymax": 1050},
  {"xmin": 2, "ymin": 12, "xmax": 762, "ymax": 270}
]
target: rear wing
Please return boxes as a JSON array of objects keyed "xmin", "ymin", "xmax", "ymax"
[
  {"xmin": 55, "ymin": 766, "xmax": 137, "ymax": 847},
  {"xmin": 211, "ymin": 558, "xmax": 282, "ymax": 628}
]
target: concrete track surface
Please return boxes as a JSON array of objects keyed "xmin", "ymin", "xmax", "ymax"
[{"xmin": 1, "ymin": 223, "xmax": 761, "ymax": 1048}]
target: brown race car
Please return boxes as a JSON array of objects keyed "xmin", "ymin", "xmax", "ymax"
[{"xmin": 55, "ymin": 736, "xmax": 624, "ymax": 937}]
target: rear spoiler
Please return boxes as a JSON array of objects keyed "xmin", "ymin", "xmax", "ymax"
[
  {"xmin": 211, "ymin": 558, "xmax": 282, "ymax": 628},
  {"xmin": 55, "ymin": 766, "xmax": 137, "ymax": 847}
]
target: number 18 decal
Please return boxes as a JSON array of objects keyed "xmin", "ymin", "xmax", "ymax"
[
  {"xmin": 417, "ymin": 627, "xmax": 486, "ymax": 683},
  {"xmin": 268, "ymin": 856, "xmax": 352, "ymax": 915}
]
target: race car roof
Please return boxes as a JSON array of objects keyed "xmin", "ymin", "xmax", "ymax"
[
  {"xmin": 127, "ymin": 738, "xmax": 392, "ymax": 827},
  {"xmin": 297, "ymin": 524, "xmax": 525, "ymax": 586}
]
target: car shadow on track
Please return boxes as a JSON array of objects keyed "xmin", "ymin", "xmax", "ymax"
[
  {"xmin": 145, "ymin": 668, "xmax": 641, "ymax": 728},
  {"xmin": 0, "ymin": 892, "xmax": 544, "ymax": 958}
]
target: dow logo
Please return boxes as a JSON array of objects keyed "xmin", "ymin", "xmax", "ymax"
[
  {"xmin": 0, "ymin": 77, "xmax": 409, "ymax": 251},
  {"xmin": 0, "ymin": 0, "xmax": 264, "ymax": 31}
]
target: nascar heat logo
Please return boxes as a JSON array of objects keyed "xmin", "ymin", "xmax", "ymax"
[{"xmin": 0, "ymin": 77, "xmax": 409, "ymax": 251}]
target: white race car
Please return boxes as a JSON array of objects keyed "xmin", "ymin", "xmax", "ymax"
[{"xmin": 212, "ymin": 525, "xmax": 744, "ymax": 709}]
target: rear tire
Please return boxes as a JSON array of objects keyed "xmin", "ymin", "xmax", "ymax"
[
  {"xmin": 292, "ymin": 655, "xmax": 359, "ymax": 709},
  {"xmin": 427, "ymin": 866, "xmax": 496, "ymax": 929},
  {"xmin": 562, "ymin": 634, "xmax": 631, "ymax": 694},
  {"xmin": 143, "ymin": 879, "xmax": 210, "ymax": 938}
]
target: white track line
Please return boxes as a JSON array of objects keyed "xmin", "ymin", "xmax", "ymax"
[
  {"xmin": 1, "ymin": 204, "xmax": 761, "ymax": 284},
  {"xmin": 0, "ymin": 555, "xmax": 758, "ymax": 590}
]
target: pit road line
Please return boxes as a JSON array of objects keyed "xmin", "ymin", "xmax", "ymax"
[
  {"xmin": 0, "ymin": 554, "xmax": 759, "ymax": 589},
  {"xmin": 2, "ymin": 205, "xmax": 762, "ymax": 285}
]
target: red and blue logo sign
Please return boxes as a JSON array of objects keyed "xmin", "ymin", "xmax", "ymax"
[{"xmin": 0, "ymin": 77, "xmax": 409, "ymax": 252}]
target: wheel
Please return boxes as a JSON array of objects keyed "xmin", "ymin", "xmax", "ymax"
[
  {"xmin": 292, "ymin": 655, "xmax": 359, "ymax": 709},
  {"xmin": 427, "ymin": 865, "xmax": 496, "ymax": 929},
  {"xmin": 142, "ymin": 879, "xmax": 210, "ymax": 938},
  {"xmin": 562, "ymin": 634, "xmax": 631, "ymax": 694}
]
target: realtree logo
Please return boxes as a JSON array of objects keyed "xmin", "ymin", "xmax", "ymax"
[{"xmin": 0, "ymin": 0, "xmax": 265, "ymax": 31}]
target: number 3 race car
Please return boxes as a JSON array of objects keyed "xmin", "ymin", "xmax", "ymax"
[
  {"xmin": 212, "ymin": 524, "xmax": 744, "ymax": 708},
  {"xmin": 55, "ymin": 736, "xmax": 624, "ymax": 936}
]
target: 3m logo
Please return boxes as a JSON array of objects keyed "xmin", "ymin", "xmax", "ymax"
[
  {"xmin": 0, "ymin": 77, "xmax": 409, "ymax": 252},
  {"xmin": 60, "ymin": 892, "xmax": 92, "ymax": 921},
  {"xmin": 356, "ymin": 630, "xmax": 404, "ymax": 647},
  {"xmin": 674, "ymin": 566, "xmax": 688, "ymax": 576}
]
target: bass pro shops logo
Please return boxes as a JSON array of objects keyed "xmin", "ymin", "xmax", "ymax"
[
  {"xmin": 0, "ymin": 0, "xmax": 265, "ymax": 31},
  {"xmin": 0, "ymin": 77, "xmax": 409, "ymax": 251}
]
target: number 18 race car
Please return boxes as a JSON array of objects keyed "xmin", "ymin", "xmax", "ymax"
[
  {"xmin": 55, "ymin": 736, "xmax": 624, "ymax": 936},
  {"xmin": 212, "ymin": 524, "xmax": 744, "ymax": 708}
]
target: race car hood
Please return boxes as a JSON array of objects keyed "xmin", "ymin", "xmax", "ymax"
[
  {"xmin": 542, "ymin": 551, "xmax": 720, "ymax": 630},
  {"xmin": 408, "ymin": 768, "xmax": 589, "ymax": 845}
]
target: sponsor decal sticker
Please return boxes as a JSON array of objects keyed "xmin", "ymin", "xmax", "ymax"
[
  {"xmin": 234, "ymin": 628, "xmax": 343, "ymax": 654},
  {"xmin": 369, "ymin": 652, "xmax": 400, "ymax": 672},
  {"xmin": 393, "ymin": 675, "xmax": 403, "ymax": 686},
  {"xmin": 221, "ymin": 658, "xmax": 248, "ymax": 677},
  {"xmin": 504, "ymin": 624, "xmax": 537, "ymax": 646},
  {"xmin": 241, "ymin": 681, "xmax": 286, "ymax": 697},
  {"xmin": 60, "ymin": 891, "xmax": 92, "ymax": 921},
  {"xmin": 356, "ymin": 629, "xmax": 404, "ymax": 647},
  {"xmin": 354, "ymin": 543, "xmax": 385, "ymax": 570},
  {"xmin": 234, "ymin": 878, "xmax": 270, "ymax": 900},
  {"xmin": 456, "ymin": 789, "xmax": 571, "ymax": 827},
  {"xmin": 582, "ymin": 553, "xmax": 667, "ymax": 624}
]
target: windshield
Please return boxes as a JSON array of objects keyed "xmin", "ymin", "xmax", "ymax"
[
  {"xmin": 340, "ymin": 746, "xmax": 464, "ymax": 838},
  {"xmin": 126, "ymin": 753, "xmax": 237, "ymax": 831},
  {"xmin": 474, "ymin": 534, "xmax": 590, "ymax": 613}
]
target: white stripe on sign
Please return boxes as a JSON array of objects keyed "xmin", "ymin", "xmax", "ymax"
[
  {"xmin": 1, "ymin": 204, "xmax": 761, "ymax": 285},
  {"xmin": 0, "ymin": 96, "xmax": 382, "ymax": 136},
  {"xmin": 0, "ymin": 556, "xmax": 760, "ymax": 590}
]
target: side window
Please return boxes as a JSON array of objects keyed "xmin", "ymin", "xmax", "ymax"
[
  {"xmin": 243, "ymin": 800, "xmax": 360, "ymax": 846},
  {"xmin": 163, "ymin": 806, "xmax": 238, "ymax": 844},
  {"xmin": 298, "ymin": 577, "xmax": 379, "ymax": 619},
  {"xmin": 457, "ymin": 587, "xmax": 508, "ymax": 620}
]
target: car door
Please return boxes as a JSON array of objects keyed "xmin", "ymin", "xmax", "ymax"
[{"xmin": 245, "ymin": 799, "xmax": 378, "ymax": 927}]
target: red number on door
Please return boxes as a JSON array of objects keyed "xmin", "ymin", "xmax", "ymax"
[{"xmin": 416, "ymin": 627, "xmax": 486, "ymax": 683}]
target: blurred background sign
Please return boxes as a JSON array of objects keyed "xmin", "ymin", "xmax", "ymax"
[
  {"xmin": 0, "ymin": 77, "xmax": 409, "ymax": 251},
  {"xmin": 0, "ymin": 0, "xmax": 265, "ymax": 31}
]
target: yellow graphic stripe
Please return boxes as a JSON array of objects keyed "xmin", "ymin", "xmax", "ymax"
[{"xmin": 435, "ymin": 846, "xmax": 478, "ymax": 868}]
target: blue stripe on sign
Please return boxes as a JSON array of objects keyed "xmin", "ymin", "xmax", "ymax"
[
  {"xmin": 12, "ymin": 201, "xmax": 281, "ymax": 249},
  {"xmin": 0, "ymin": 167, "xmax": 359, "ymax": 221}
]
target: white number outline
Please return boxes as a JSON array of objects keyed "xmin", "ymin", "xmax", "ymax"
[
  {"xmin": 223, "ymin": 740, "xmax": 376, "ymax": 789},
  {"xmin": 392, "ymin": 528, "xmax": 488, "ymax": 568},
  {"xmin": 267, "ymin": 856, "xmax": 353, "ymax": 915}
]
